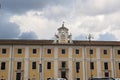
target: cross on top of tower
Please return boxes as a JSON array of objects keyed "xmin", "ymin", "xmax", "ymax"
[
  {"xmin": 62, "ymin": 21, "xmax": 65, "ymax": 27},
  {"xmin": 58, "ymin": 21, "xmax": 68, "ymax": 31}
]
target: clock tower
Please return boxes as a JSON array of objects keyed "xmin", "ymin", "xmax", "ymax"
[{"xmin": 54, "ymin": 22, "xmax": 73, "ymax": 44}]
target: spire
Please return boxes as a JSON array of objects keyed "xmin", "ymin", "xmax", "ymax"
[
  {"xmin": 54, "ymin": 22, "xmax": 73, "ymax": 44},
  {"xmin": 62, "ymin": 21, "xmax": 65, "ymax": 27},
  {"xmin": 58, "ymin": 21, "xmax": 68, "ymax": 30}
]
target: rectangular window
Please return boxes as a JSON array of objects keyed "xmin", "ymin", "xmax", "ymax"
[
  {"xmin": 2, "ymin": 48, "xmax": 6, "ymax": 54},
  {"xmin": 105, "ymin": 72, "xmax": 109, "ymax": 77},
  {"xmin": 61, "ymin": 71, "xmax": 66, "ymax": 78},
  {"xmin": 118, "ymin": 50, "xmax": 120, "ymax": 55},
  {"xmin": 17, "ymin": 62, "xmax": 21, "ymax": 69},
  {"xmin": 18, "ymin": 49, "xmax": 22, "ymax": 54},
  {"xmin": 33, "ymin": 49, "xmax": 37, "ymax": 54},
  {"xmin": 76, "ymin": 62, "xmax": 80, "ymax": 73},
  {"xmin": 47, "ymin": 78, "xmax": 51, "ymax": 80},
  {"xmin": 76, "ymin": 49, "xmax": 79, "ymax": 54},
  {"xmin": 47, "ymin": 62, "xmax": 51, "ymax": 69},
  {"xmin": 1, "ymin": 62, "xmax": 6, "ymax": 70},
  {"xmin": 104, "ymin": 50, "xmax": 107, "ymax": 54},
  {"xmin": 62, "ymin": 49, "xmax": 65, "ymax": 54},
  {"xmin": 76, "ymin": 78, "xmax": 80, "ymax": 80},
  {"xmin": 62, "ymin": 61, "xmax": 66, "ymax": 68},
  {"xmin": 32, "ymin": 62, "xmax": 36, "ymax": 69},
  {"xmin": 76, "ymin": 62, "xmax": 80, "ymax": 69},
  {"xmin": 47, "ymin": 49, "xmax": 51, "ymax": 54},
  {"xmin": 90, "ymin": 62, "xmax": 94, "ymax": 69},
  {"xmin": 39, "ymin": 64, "xmax": 42, "ymax": 72},
  {"xmin": 119, "ymin": 63, "xmax": 120, "ymax": 70},
  {"xmin": 16, "ymin": 73, "xmax": 21, "ymax": 80},
  {"xmin": 104, "ymin": 62, "xmax": 108, "ymax": 70},
  {"xmin": 90, "ymin": 49, "xmax": 93, "ymax": 54}
]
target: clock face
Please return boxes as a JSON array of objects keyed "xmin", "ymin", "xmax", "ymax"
[{"xmin": 62, "ymin": 32, "xmax": 64, "ymax": 34}]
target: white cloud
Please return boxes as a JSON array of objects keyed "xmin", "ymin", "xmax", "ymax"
[
  {"xmin": 70, "ymin": 11, "xmax": 120, "ymax": 40},
  {"xmin": 8, "ymin": 0, "xmax": 120, "ymax": 41},
  {"xmin": 41, "ymin": 5, "xmax": 73, "ymax": 21},
  {"xmin": 10, "ymin": 11, "xmax": 58, "ymax": 39},
  {"xmin": 74, "ymin": 0, "xmax": 120, "ymax": 15}
]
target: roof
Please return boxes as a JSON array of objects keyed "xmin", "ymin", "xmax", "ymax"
[
  {"xmin": 58, "ymin": 26, "xmax": 68, "ymax": 31},
  {"xmin": 0, "ymin": 39, "xmax": 120, "ymax": 46}
]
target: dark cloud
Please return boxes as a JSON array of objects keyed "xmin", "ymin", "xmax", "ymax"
[
  {"xmin": 0, "ymin": 15, "xmax": 20, "ymax": 39},
  {"xmin": 0, "ymin": 14, "xmax": 38, "ymax": 39},
  {"xmin": 98, "ymin": 33, "xmax": 117, "ymax": 41},
  {"xmin": 1, "ymin": 0, "xmax": 72, "ymax": 14},
  {"xmin": 0, "ymin": 0, "xmax": 120, "ymax": 41},
  {"xmin": 19, "ymin": 32, "xmax": 38, "ymax": 39}
]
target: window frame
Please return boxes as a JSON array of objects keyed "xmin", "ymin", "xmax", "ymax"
[
  {"xmin": 33, "ymin": 49, "xmax": 37, "ymax": 54},
  {"xmin": 1, "ymin": 62, "xmax": 6, "ymax": 70},
  {"xmin": 17, "ymin": 62, "xmax": 22, "ymax": 69},
  {"xmin": 62, "ymin": 49, "xmax": 65, "ymax": 54},
  {"xmin": 105, "ymin": 72, "xmax": 109, "ymax": 77},
  {"xmin": 104, "ymin": 62, "xmax": 108, "ymax": 70},
  {"xmin": 103, "ymin": 49, "xmax": 107, "ymax": 55},
  {"xmin": 2, "ymin": 48, "xmax": 7, "ymax": 54},
  {"xmin": 47, "ymin": 78, "xmax": 51, "ymax": 80},
  {"xmin": 119, "ymin": 63, "xmax": 120, "ymax": 70},
  {"xmin": 62, "ymin": 61, "xmax": 66, "ymax": 68},
  {"xmin": 76, "ymin": 62, "xmax": 80, "ymax": 70},
  {"xmin": 76, "ymin": 49, "xmax": 79, "ymax": 54},
  {"xmin": 118, "ymin": 50, "xmax": 120, "ymax": 55},
  {"xmin": 47, "ymin": 62, "xmax": 51, "ymax": 69},
  {"xmin": 18, "ymin": 49, "xmax": 22, "ymax": 54},
  {"xmin": 32, "ymin": 62, "xmax": 36, "ymax": 69},
  {"xmin": 47, "ymin": 49, "xmax": 51, "ymax": 54},
  {"xmin": 76, "ymin": 62, "xmax": 80, "ymax": 73},
  {"xmin": 90, "ymin": 62, "xmax": 94, "ymax": 69},
  {"xmin": 76, "ymin": 78, "xmax": 80, "ymax": 80},
  {"xmin": 90, "ymin": 49, "xmax": 93, "ymax": 54}
]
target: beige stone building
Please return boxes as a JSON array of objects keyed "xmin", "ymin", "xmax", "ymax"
[{"xmin": 0, "ymin": 23, "xmax": 120, "ymax": 80}]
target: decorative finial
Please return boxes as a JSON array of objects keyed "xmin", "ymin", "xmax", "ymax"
[{"xmin": 62, "ymin": 21, "xmax": 65, "ymax": 27}]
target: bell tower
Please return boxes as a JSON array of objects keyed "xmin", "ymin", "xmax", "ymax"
[{"xmin": 54, "ymin": 22, "xmax": 73, "ymax": 44}]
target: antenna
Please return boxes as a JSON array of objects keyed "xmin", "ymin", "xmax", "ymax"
[
  {"xmin": 87, "ymin": 33, "xmax": 94, "ymax": 41},
  {"xmin": 87, "ymin": 33, "xmax": 94, "ymax": 79}
]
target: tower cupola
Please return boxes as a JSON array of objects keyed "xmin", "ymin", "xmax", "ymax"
[{"xmin": 54, "ymin": 22, "xmax": 73, "ymax": 44}]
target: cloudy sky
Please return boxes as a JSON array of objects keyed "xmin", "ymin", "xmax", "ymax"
[{"xmin": 0, "ymin": 0, "xmax": 120, "ymax": 41}]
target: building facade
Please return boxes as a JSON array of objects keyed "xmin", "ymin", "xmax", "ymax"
[{"xmin": 0, "ymin": 23, "xmax": 120, "ymax": 80}]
